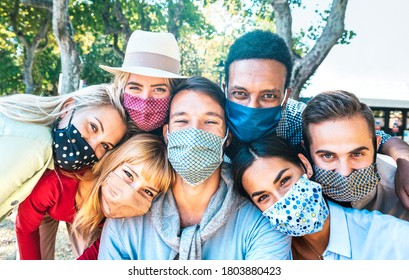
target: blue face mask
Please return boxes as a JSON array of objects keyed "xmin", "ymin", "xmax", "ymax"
[{"xmin": 225, "ymin": 97, "xmax": 284, "ymax": 143}]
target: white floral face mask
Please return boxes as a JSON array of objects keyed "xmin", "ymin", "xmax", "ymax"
[{"xmin": 262, "ymin": 174, "xmax": 329, "ymax": 236}]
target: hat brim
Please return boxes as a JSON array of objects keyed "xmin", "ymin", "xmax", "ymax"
[{"xmin": 99, "ymin": 65, "xmax": 186, "ymax": 79}]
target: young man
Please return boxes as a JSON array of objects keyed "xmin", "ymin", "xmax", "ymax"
[
  {"xmin": 224, "ymin": 29, "xmax": 409, "ymax": 209},
  {"xmin": 98, "ymin": 77, "xmax": 291, "ymax": 260},
  {"xmin": 302, "ymin": 90, "xmax": 408, "ymax": 221}
]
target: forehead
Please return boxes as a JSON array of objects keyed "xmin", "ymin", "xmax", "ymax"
[
  {"xmin": 228, "ymin": 59, "xmax": 287, "ymax": 89},
  {"xmin": 127, "ymin": 73, "xmax": 166, "ymax": 85},
  {"xmin": 243, "ymin": 157, "xmax": 301, "ymax": 189},
  {"xmin": 308, "ymin": 116, "xmax": 374, "ymax": 152},
  {"xmin": 170, "ymin": 90, "xmax": 224, "ymax": 115}
]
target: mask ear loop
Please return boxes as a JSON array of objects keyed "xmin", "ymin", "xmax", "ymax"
[
  {"xmin": 68, "ymin": 107, "xmax": 76, "ymax": 126},
  {"xmin": 280, "ymin": 89, "xmax": 288, "ymax": 107}
]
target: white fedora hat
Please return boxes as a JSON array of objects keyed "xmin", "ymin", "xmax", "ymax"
[{"xmin": 100, "ymin": 30, "xmax": 185, "ymax": 78}]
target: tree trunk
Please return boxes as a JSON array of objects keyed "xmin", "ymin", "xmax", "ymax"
[
  {"xmin": 271, "ymin": 0, "xmax": 349, "ymax": 100},
  {"xmin": 53, "ymin": 0, "xmax": 82, "ymax": 94},
  {"xmin": 11, "ymin": 0, "xmax": 51, "ymax": 94},
  {"xmin": 167, "ymin": 0, "xmax": 184, "ymax": 39}
]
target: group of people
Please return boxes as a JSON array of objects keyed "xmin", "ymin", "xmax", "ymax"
[{"xmin": 1, "ymin": 28, "xmax": 409, "ymax": 260}]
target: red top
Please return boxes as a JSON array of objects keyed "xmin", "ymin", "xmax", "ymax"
[{"xmin": 16, "ymin": 169, "xmax": 79, "ymax": 260}]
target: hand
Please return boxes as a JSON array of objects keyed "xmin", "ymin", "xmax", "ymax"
[
  {"xmin": 100, "ymin": 172, "xmax": 153, "ymax": 218},
  {"xmin": 395, "ymin": 158, "xmax": 409, "ymax": 210}
]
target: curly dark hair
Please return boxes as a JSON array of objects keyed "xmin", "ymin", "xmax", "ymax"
[{"xmin": 225, "ymin": 29, "xmax": 293, "ymax": 88}]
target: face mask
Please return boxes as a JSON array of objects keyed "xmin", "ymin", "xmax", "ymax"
[
  {"xmin": 53, "ymin": 108, "xmax": 97, "ymax": 171},
  {"xmin": 262, "ymin": 174, "xmax": 329, "ymax": 237},
  {"xmin": 313, "ymin": 163, "xmax": 380, "ymax": 202},
  {"xmin": 167, "ymin": 128, "xmax": 228, "ymax": 186},
  {"xmin": 122, "ymin": 93, "xmax": 171, "ymax": 131},
  {"xmin": 225, "ymin": 92, "xmax": 286, "ymax": 143}
]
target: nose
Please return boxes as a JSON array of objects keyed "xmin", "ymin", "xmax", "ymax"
[
  {"xmin": 140, "ymin": 88, "xmax": 151, "ymax": 99},
  {"xmin": 336, "ymin": 160, "xmax": 354, "ymax": 177},
  {"xmin": 85, "ymin": 137, "xmax": 104, "ymax": 159},
  {"xmin": 248, "ymin": 97, "xmax": 260, "ymax": 108}
]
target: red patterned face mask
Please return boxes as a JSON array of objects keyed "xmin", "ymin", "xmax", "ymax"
[{"xmin": 122, "ymin": 93, "xmax": 171, "ymax": 131}]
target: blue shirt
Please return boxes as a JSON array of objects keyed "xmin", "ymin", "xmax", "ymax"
[
  {"xmin": 323, "ymin": 200, "xmax": 409, "ymax": 260},
  {"xmin": 99, "ymin": 164, "xmax": 291, "ymax": 260}
]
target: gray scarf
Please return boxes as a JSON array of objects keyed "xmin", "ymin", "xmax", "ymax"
[{"xmin": 149, "ymin": 163, "xmax": 248, "ymax": 260}]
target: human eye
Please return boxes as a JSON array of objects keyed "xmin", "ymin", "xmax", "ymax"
[
  {"xmin": 205, "ymin": 119, "xmax": 219, "ymax": 125},
  {"xmin": 257, "ymin": 193, "xmax": 269, "ymax": 203},
  {"xmin": 102, "ymin": 143, "xmax": 111, "ymax": 151},
  {"xmin": 123, "ymin": 170, "xmax": 133, "ymax": 181},
  {"xmin": 144, "ymin": 189, "xmax": 154, "ymax": 197},
  {"xmin": 280, "ymin": 176, "xmax": 291, "ymax": 187},
  {"xmin": 153, "ymin": 87, "xmax": 168, "ymax": 93},
  {"xmin": 262, "ymin": 93, "xmax": 278, "ymax": 100},
  {"xmin": 351, "ymin": 151, "xmax": 363, "ymax": 157},
  {"xmin": 90, "ymin": 122, "xmax": 98, "ymax": 133},
  {"xmin": 231, "ymin": 91, "xmax": 248, "ymax": 99},
  {"xmin": 173, "ymin": 118, "xmax": 188, "ymax": 124},
  {"xmin": 320, "ymin": 153, "xmax": 334, "ymax": 161}
]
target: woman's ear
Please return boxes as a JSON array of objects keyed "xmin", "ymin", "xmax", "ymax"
[
  {"xmin": 298, "ymin": 153, "xmax": 313, "ymax": 178},
  {"xmin": 59, "ymin": 98, "xmax": 74, "ymax": 119},
  {"xmin": 162, "ymin": 124, "xmax": 169, "ymax": 144}
]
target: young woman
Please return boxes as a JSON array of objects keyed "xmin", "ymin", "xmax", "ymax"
[
  {"xmin": 16, "ymin": 133, "xmax": 175, "ymax": 260},
  {"xmin": 100, "ymin": 29, "xmax": 185, "ymax": 135},
  {"xmin": 232, "ymin": 135, "xmax": 409, "ymax": 260},
  {"xmin": 0, "ymin": 84, "xmax": 128, "ymax": 222}
]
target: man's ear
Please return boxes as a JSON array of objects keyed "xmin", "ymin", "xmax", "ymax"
[
  {"xmin": 225, "ymin": 130, "xmax": 232, "ymax": 148},
  {"xmin": 163, "ymin": 124, "xmax": 169, "ymax": 144},
  {"xmin": 376, "ymin": 135, "xmax": 382, "ymax": 151},
  {"xmin": 282, "ymin": 88, "xmax": 291, "ymax": 107},
  {"xmin": 298, "ymin": 153, "xmax": 313, "ymax": 179}
]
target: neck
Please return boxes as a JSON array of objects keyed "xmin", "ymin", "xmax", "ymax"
[
  {"xmin": 291, "ymin": 214, "xmax": 331, "ymax": 260},
  {"xmin": 173, "ymin": 168, "xmax": 221, "ymax": 228}
]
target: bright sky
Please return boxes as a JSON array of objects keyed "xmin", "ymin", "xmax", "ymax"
[{"xmin": 296, "ymin": 0, "xmax": 409, "ymax": 103}]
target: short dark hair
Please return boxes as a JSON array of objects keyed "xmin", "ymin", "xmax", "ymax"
[
  {"xmin": 171, "ymin": 76, "xmax": 226, "ymax": 112},
  {"xmin": 232, "ymin": 134, "xmax": 306, "ymax": 200},
  {"xmin": 225, "ymin": 29, "xmax": 293, "ymax": 88},
  {"xmin": 302, "ymin": 90, "xmax": 376, "ymax": 151}
]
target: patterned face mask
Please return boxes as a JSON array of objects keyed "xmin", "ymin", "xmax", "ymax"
[
  {"xmin": 122, "ymin": 93, "xmax": 171, "ymax": 131},
  {"xmin": 52, "ymin": 108, "xmax": 97, "ymax": 171},
  {"xmin": 313, "ymin": 163, "xmax": 380, "ymax": 202},
  {"xmin": 262, "ymin": 174, "xmax": 329, "ymax": 237},
  {"xmin": 167, "ymin": 128, "xmax": 228, "ymax": 186}
]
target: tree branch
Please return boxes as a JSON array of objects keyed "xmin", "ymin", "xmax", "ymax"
[
  {"xmin": 291, "ymin": 0, "xmax": 348, "ymax": 98},
  {"xmin": 269, "ymin": 0, "xmax": 294, "ymax": 57},
  {"xmin": 21, "ymin": 0, "xmax": 52, "ymax": 11}
]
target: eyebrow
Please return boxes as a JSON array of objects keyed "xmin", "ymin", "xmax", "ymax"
[
  {"xmin": 315, "ymin": 146, "xmax": 370, "ymax": 155},
  {"xmin": 170, "ymin": 111, "xmax": 224, "ymax": 120},
  {"xmin": 250, "ymin": 168, "xmax": 289, "ymax": 198},
  {"xmin": 230, "ymin": 85, "xmax": 282, "ymax": 94}
]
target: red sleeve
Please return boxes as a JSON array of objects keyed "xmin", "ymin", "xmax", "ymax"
[
  {"xmin": 15, "ymin": 169, "xmax": 62, "ymax": 260},
  {"xmin": 77, "ymin": 237, "xmax": 100, "ymax": 260}
]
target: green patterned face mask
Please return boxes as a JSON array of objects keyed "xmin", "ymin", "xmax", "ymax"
[
  {"xmin": 313, "ymin": 163, "xmax": 380, "ymax": 202},
  {"xmin": 167, "ymin": 128, "xmax": 228, "ymax": 186}
]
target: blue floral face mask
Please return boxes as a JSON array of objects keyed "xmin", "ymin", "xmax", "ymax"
[
  {"xmin": 225, "ymin": 91, "xmax": 286, "ymax": 143},
  {"xmin": 262, "ymin": 174, "xmax": 329, "ymax": 236},
  {"xmin": 167, "ymin": 128, "xmax": 228, "ymax": 186}
]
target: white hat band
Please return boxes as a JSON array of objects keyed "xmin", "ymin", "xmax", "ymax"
[{"xmin": 122, "ymin": 51, "xmax": 180, "ymax": 74}]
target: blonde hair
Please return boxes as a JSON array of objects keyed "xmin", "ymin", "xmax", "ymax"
[
  {"xmin": 113, "ymin": 72, "xmax": 184, "ymax": 95},
  {"xmin": 0, "ymin": 84, "xmax": 127, "ymax": 128},
  {"xmin": 72, "ymin": 133, "xmax": 175, "ymax": 239}
]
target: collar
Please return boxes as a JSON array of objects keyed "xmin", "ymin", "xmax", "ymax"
[{"xmin": 325, "ymin": 200, "xmax": 351, "ymax": 258}]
